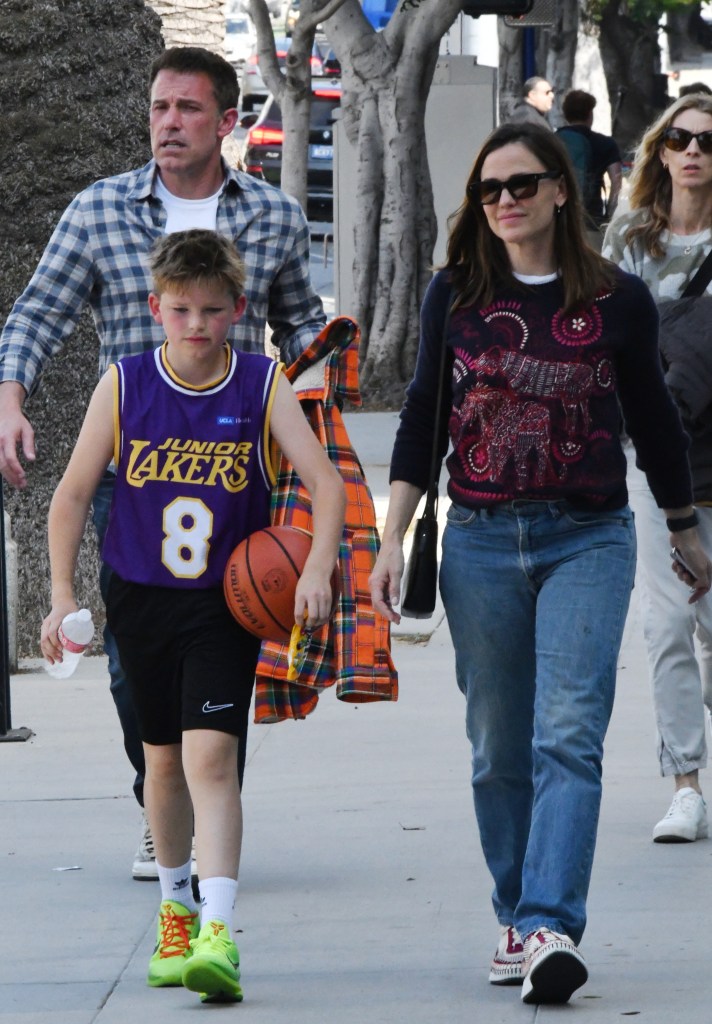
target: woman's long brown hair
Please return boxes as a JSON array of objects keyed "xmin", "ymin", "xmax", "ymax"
[{"xmin": 445, "ymin": 122, "xmax": 615, "ymax": 313}]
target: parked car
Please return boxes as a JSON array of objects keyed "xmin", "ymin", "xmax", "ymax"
[
  {"xmin": 225, "ymin": 14, "xmax": 256, "ymax": 67},
  {"xmin": 240, "ymin": 36, "xmax": 332, "ymax": 111},
  {"xmin": 240, "ymin": 83, "xmax": 341, "ymax": 221},
  {"xmin": 227, "ymin": 0, "xmax": 281, "ymax": 16}
]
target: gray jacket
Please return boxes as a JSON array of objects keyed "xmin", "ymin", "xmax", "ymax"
[{"xmin": 507, "ymin": 102, "xmax": 552, "ymax": 130}]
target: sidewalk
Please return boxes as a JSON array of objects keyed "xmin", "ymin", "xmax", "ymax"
[
  {"xmin": 2, "ymin": 410, "xmax": 712, "ymax": 1024},
  {"xmin": 3, "ymin": 249, "xmax": 712, "ymax": 1022}
]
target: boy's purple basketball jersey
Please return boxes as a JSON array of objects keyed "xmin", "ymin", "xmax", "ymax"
[{"xmin": 102, "ymin": 343, "xmax": 282, "ymax": 588}]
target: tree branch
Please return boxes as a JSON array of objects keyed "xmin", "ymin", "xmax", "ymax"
[{"xmin": 296, "ymin": 0, "xmax": 349, "ymax": 34}]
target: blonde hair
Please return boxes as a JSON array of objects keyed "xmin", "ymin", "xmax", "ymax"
[
  {"xmin": 627, "ymin": 94, "xmax": 712, "ymax": 258},
  {"xmin": 150, "ymin": 229, "xmax": 246, "ymax": 299}
]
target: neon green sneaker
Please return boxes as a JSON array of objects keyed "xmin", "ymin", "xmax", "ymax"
[
  {"xmin": 147, "ymin": 900, "xmax": 199, "ymax": 987},
  {"xmin": 181, "ymin": 919, "xmax": 243, "ymax": 1003}
]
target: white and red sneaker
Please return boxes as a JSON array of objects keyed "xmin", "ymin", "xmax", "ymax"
[
  {"xmin": 488, "ymin": 925, "xmax": 524, "ymax": 985},
  {"xmin": 521, "ymin": 927, "xmax": 587, "ymax": 1004}
]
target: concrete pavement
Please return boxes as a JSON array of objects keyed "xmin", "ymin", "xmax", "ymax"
[{"xmin": 2, "ymin": 408, "xmax": 712, "ymax": 1023}]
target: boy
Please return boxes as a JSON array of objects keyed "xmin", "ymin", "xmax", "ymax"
[{"xmin": 41, "ymin": 229, "xmax": 345, "ymax": 1003}]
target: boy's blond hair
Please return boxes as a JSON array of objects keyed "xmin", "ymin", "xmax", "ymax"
[{"xmin": 150, "ymin": 229, "xmax": 246, "ymax": 300}]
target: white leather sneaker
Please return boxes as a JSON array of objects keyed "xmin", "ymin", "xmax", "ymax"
[{"xmin": 653, "ymin": 788, "xmax": 709, "ymax": 843}]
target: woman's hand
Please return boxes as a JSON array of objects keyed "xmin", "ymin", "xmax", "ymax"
[
  {"xmin": 40, "ymin": 598, "xmax": 78, "ymax": 664},
  {"xmin": 369, "ymin": 539, "xmax": 406, "ymax": 624},
  {"xmin": 669, "ymin": 531, "xmax": 712, "ymax": 604}
]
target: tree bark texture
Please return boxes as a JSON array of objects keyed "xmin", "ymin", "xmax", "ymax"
[
  {"xmin": 543, "ymin": 0, "xmax": 578, "ymax": 128},
  {"xmin": 148, "ymin": 0, "xmax": 225, "ymax": 49},
  {"xmin": 324, "ymin": 0, "xmax": 464, "ymax": 407},
  {"xmin": 248, "ymin": 0, "xmax": 322, "ymax": 213},
  {"xmin": 497, "ymin": 19, "xmax": 523, "ymax": 122},
  {"xmin": 0, "ymin": 0, "xmax": 163, "ymax": 657},
  {"xmin": 598, "ymin": 0, "xmax": 662, "ymax": 159}
]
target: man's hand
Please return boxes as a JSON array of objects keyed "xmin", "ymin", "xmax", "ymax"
[{"xmin": 0, "ymin": 382, "xmax": 34, "ymax": 488}]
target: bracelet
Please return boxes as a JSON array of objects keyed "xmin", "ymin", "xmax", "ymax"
[{"xmin": 666, "ymin": 512, "xmax": 699, "ymax": 532}]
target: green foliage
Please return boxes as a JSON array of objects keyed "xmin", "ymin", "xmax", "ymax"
[{"xmin": 585, "ymin": 0, "xmax": 696, "ymax": 24}]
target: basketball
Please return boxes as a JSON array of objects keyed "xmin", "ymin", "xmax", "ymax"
[{"xmin": 223, "ymin": 525, "xmax": 339, "ymax": 642}]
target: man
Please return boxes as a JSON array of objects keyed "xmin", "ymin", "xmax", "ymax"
[
  {"xmin": 556, "ymin": 89, "xmax": 622, "ymax": 245},
  {"xmin": 509, "ymin": 76, "xmax": 554, "ymax": 129},
  {"xmin": 0, "ymin": 46, "xmax": 326, "ymax": 880}
]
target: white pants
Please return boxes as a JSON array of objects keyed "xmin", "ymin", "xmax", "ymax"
[{"xmin": 627, "ymin": 451, "xmax": 712, "ymax": 777}]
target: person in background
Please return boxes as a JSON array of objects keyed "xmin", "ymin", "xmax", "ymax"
[
  {"xmin": 41, "ymin": 230, "xmax": 345, "ymax": 1003},
  {"xmin": 604, "ymin": 93, "xmax": 712, "ymax": 844},
  {"xmin": 557, "ymin": 89, "xmax": 622, "ymax": 248},
  {"xmin": 678, "ymin": 82, "xmax": 712, "ymax": 98},
  {"xmin": 508, "ymin": 77, "xmax": 555, "ymax": 130},
  {"xmin": 0, "ymin": 46, "xmax": 325, "ymax": 881},
  {"xmin": 371, "ymin": 122, "xmax": 710, "ymax": 1005}
]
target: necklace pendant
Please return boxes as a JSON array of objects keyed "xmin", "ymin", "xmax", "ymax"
[{"xmin": 684, "ymin": 245, "xmax": 693, "ymax": 255}]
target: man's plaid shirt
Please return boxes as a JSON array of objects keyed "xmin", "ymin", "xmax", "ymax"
[{"xmin": 0, "ymin": 160, "xmax": 326, "ymax": 393}]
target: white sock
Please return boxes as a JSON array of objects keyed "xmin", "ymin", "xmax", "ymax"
[
  {"xmin": 157, "ymin": 859, "xmax": 197, "ymax": 911},
  {"xmin": 199, "ymin": 876, "xmax": 238, "ymax": 926}
]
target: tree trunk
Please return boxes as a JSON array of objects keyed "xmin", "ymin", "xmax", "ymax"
[
  {"xmin": 247, "ymin": 1, "xmax": 350, "ymax": 217},
  {"xmin": 497, "ymin": 19, "xmax": 524, "ymax": 122},
  {"xmin": 248, "ymin": 0, "xmax": 322, "ymax": 214},
  {"xmin": 325, "ymin": 0, "xmax": 464, "ymax": 406},
  {"xmin": 543, "ymin": 0, "xmax": 578, "ymax": 128},
  {"xmin": 0, "ymin": 0, "xmax": 163, "ymax": 658},
  {"xmin": 148, "ymin": 0, "xmax": 226, "ymax": 49},
  {"xmin": 598, "ymin": 0, "xmax": 663, "ymax": 159}
]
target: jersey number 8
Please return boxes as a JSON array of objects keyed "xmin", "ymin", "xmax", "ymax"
[{"xmin": 162, "ymin": 497, "xmax": 213, "ymax": 579}]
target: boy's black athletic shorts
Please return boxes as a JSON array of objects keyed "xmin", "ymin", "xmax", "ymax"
[{"xmin": 106, "ymin": 575, "xmax": 260, "ymax": 746}]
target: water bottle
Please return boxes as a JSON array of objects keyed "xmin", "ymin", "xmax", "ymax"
[{"xmin": 44, "ymin": 608, "xmax": 94, "ymax": 679}]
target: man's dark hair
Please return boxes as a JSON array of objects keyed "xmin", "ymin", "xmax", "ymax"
[
  {"xmin": 523, "ymin": 76, "xmax": 547, "ymax": 98},
  {"xmin": 678, "ymin": 81, "xmax": 712, "ymax": 98},
  {"xmin": 149, "ymin": 47, "xmax": 239, "ymax": 111},
  {"xmin": 562, "ymin": 89, "xmax": 597, "ymax": 124}
]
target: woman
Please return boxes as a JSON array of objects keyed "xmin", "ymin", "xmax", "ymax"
[
  {"xmin": 604, "ymin": 95, "xmax": 712, "ymax": 844},
  {"xmin": 370, "ymin": 123, "xmax": 711, "ymax": 1005}
]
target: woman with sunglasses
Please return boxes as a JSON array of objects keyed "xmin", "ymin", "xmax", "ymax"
[
  {"xmin": 370, "ymin": 122, "xmax": 709, "ymax": 1004},
  {"xmin": 604, "ymin": 94, "xmax": 712, "ymax": 845}
]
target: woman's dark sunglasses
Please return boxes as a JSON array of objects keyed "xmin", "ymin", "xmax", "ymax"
[
  {"xmin": 467, "ymin": 170, "xmax": 561, "ymax": 206},
  {"xmin": 663, "ymin": 126, "xmax": 712, "ymax": 154}
]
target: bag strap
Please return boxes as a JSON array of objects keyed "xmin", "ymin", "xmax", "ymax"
[
  {"xmin": 681, "ymin": 246, "xmax": 712, "ymax": 298},
  {"xmin": 422, "ymin": 299, "xmax": 452, "ymax": 522}
]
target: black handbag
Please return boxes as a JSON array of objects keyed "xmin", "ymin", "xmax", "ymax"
[
  {"xmin": 401, "ymin": 305, "xmax": 451, "ymax": 619},
  {"xmin": 659, "ymin": 247, "xmax": 712, "ymax": 427}
]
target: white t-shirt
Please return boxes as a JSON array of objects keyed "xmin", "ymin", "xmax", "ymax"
[{"xmin": 153, "ymin": 174, "xmax": 224, "ymax": 233}]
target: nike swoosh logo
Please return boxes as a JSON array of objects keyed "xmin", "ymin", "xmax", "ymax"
[{"xmin": 202, "ymin": 701, "xmax": 234, "ymax": 713}]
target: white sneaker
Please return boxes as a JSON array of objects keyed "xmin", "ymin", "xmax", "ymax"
[
  {"xmin": 653, "ymin": 788, "xmax": 709, "ymax": 843},
  {"xmin": 132, "ymin": 814, "xmax": 158, "ymax": 880},
  {"xmin": 132, "ymin": 814, "xmax": 200, "ymax": 882},
  {"xmin": 521, "ymin": 927, "xmax": 588, "ymax": 1004},
  {"xmin": 489, "ymin": 925, "xmax": 524, "ymax": 985}
]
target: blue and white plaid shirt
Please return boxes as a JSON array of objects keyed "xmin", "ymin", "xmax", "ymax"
[{"xmin": 0, "ymin": 160, "xmax": 326, "ymax": 393}]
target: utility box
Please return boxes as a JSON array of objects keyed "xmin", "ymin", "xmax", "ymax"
[{"xmin": 333, "ymin": 57, "xmax": 497, "ymax": 319}]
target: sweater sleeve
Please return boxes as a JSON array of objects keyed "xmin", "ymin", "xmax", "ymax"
[
  {"xmin": 389, "ymin": 272, "xmax": 453, "ymax": 491},
  {"xmin": 614, "ymin": 273, "xmax": 693, "ymax": 509}
]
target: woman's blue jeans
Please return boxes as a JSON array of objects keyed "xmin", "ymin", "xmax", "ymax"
[{"xmin": 440, "ymin": 500, "xmax": 636, "ymax": 945}]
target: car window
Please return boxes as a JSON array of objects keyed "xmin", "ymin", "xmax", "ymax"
[
  {"xmin": 260, "ymin": 95, "xmax": 340, "ymax": 127},
  {"xmin": 310, "ymin": 98, "xmax": 340, "ymax": 128}
]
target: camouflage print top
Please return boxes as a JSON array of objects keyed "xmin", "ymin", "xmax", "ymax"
[
  {"xmin": 603, "ymin": 208, "xmax": 712, "ymax": 302},
  {"xmin": 604, "ymin": 207, "xmax": 712, "ymax": 501}
]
